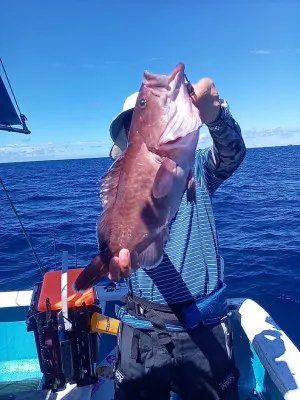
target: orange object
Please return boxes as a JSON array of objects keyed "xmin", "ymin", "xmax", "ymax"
[{"xmin": 37, "ymin": 268, "xmax": 95, "ymax": 312}]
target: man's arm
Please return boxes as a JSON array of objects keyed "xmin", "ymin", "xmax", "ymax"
[
  {"xmin": 191, "ymin": 78, "xmax": 246, "ymax": 195},
  {"xmin": 202, "ymin": 99, "xmax": 246, "ymax": 194}
]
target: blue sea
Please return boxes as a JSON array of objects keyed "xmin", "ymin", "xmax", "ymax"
[{"xmin": 0, "ymin": 146, "xmax": 300, "ymax": 348}]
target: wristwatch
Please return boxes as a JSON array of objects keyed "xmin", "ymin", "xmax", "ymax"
[{"xmin": 206, "ymin": 99, "xmax": 233, "ymax": 134}]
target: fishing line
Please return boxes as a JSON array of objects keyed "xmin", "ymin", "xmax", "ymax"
[{"xmin": 0, "ymin": 177, "xmax": 46, "ymax": 277}]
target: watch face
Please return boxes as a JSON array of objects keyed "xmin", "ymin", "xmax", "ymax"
[{"xmin": 220, "ymin": 99, "xmax": 229, "ymax": 110}]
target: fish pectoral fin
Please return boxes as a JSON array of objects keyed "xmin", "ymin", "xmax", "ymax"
[
  {"xmin": 138, "ymin": 228, "xmax": 169, "ymax": 269},
  {"xmin": 186, "ymin": 170, "xmax": 197, "ymax": 204},
  {"xmin": 152, "ymin": 158, "xmax": 177, "ymax": 199}
]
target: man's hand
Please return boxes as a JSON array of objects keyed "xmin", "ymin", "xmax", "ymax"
[
  {"xmin": 108, "ymin": 249, "xmax": 139, "ymax": 282},
  {"xmin": 191, "ymin": 78, "xmax": 221, "ymax": 125}
]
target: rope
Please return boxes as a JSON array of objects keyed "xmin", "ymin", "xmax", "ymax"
[
  {"xmin": 0, "ymin": 57, "xmax": 22, "ymax": 116},
  {"xmin": 0, "ymin": 177, "xmax": 46, "ymax": 277}
]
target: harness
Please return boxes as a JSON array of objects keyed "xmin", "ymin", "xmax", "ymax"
[{"xmin": 120, "ymin": 285, "xmax": 228, "ymax": 360}]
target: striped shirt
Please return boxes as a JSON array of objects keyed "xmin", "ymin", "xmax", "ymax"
[{"xmin": 116, "ymin": 100, "xmax": 246, "ymax": 330}]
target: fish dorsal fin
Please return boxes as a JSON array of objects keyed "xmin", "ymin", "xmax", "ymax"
[{"xmin": 98, "ymin": 154, "xmax": 125, "ymax": 246}]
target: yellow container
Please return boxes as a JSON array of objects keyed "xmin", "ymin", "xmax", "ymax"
[{"xmin": 91, "ymin": 312, "xmax": 120, "ymax": 336}]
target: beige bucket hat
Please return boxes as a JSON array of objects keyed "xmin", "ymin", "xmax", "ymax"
[{"xmin": 109, "ymin": 92, "xmax": 139, "ymax": 160}]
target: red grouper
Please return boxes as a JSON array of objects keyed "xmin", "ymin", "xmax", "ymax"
[{"xmin": 74, "ymin": 62, "xmax": 202, "ymax": 292}]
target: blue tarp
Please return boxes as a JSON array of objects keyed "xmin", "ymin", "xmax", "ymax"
[{"xmin": 0, "ymin": 75, "xmax": 21, "ymax": 126}]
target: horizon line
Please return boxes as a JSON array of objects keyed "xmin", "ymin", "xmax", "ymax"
[{"xmin": 0, "ymin": 144, "xmax": 299, "ymax": 165}]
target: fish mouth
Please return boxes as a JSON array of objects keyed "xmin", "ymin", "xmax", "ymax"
[
  {"xmin": 168, "ymin": 63, "xmax": 185, "ymax": 85},
  {"xmin": 157, "ymin": 63, "xmax": 200, "ymax": 148},
  {"xmin": 142, "ymin": 63, "xmax": 185, "ymax": 93},
  {"xmin": 167, "ymin": 63, "xmax": 185, "ymax": 99},
  {"xmin": 141, "ymin": 62, "xmax": 200, "ymax": 153}
]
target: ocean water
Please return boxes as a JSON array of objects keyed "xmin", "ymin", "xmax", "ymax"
[{"xmin": 0, "ymin": 146, "xmax": 300, "ymax": 348}]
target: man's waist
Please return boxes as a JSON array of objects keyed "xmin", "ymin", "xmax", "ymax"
[{"xmin": 116, "ymin": 283, "xmax": 228, "ymax": 331}]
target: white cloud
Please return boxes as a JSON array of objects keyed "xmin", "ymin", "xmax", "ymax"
[
  {"xmin": 242, "ymin": 127, "xmax": 300, "ymax": 148},
  {"xmin": 0, "ymin": 140, "xmax": 112, "ymax": 163},
  {"xmin": 250, "ymin": 50, "xmax": 272, "ymax": 55},
  {"xmin": 1, "ymin": 128, "xmax": 299, "ymax": 164},
  {"xmin": 244, "ymin": 127, "xmax": 299, "ymax": 137},
  {"xmin": 197, "ymin": 126, "xmax": 300, "ymax": 150}
]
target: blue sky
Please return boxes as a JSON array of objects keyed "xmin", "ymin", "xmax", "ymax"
[{"xmin": 0, "ymin": 0, "xmax": 299, "ymax": 162}]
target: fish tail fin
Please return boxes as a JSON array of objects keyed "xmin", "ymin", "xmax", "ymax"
[{"xmin": 73, "ymin": 253, "xmax": 110, "ymax": 292}]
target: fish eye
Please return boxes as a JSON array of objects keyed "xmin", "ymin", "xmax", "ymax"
[{"xmin": 139, "ymin": 98, "xmax": 147, "ymax": 108}]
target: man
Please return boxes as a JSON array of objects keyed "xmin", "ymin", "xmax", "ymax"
[{"xmin": 108, "ymin": 77, "xmax": 246, "ymax": 400}]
